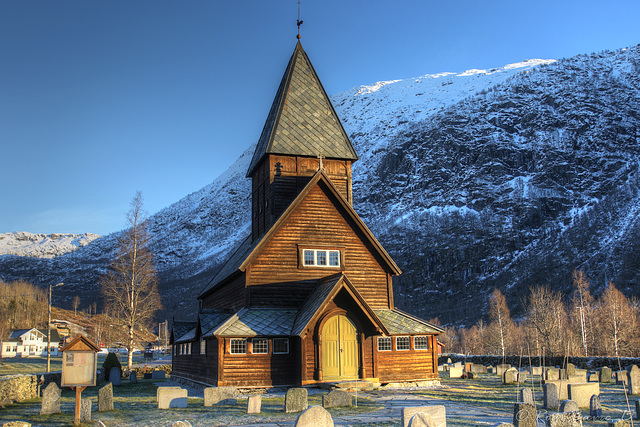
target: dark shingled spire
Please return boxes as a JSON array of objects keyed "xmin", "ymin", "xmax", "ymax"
[{"xmin": 246, "ymin": 41, "xmax": 358, "ymax": 178}]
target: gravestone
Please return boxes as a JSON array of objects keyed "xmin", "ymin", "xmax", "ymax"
[
  {"xmin": 560, "ymin": 400, "xmax": 579, "ymax": 413},
  {"xmin": 496, "ymin": 364, "xmax": 511, "ymax": 376},
  {"xmin": 513, "ymin": 402, "xmax": 536, "ymax": 427},
  {"xmin": 608, "ymin": 421, "xmax": 630, "ymax": 427},
  {"xmin": 1, "ymin": 422, "xmax": 32, "ymax": 427},
  {"xmin": 409, "ymin": 412, "xmax": 436, "ymax": 427},
  {"xmin": 80, "ymin": 399, "xmax": 92, "ymax": 423},
  {"xmin": 470, "ymin": 364, "xmax": 487, "ymax": 374},
  {"xmin": 616, "ymin": 370, "xmax": 628, "ymax": 385},
  {"xmin": 204, "ymin": 386, "xmax": 238, "ymax": 406},
  {"xmin": 285, "ymin": 388, "xmax": 308, "ymax": 413},
  {"xmin": 401, "ymin": 405, "xmax": 446, "ymax": 427},
  {"xmin": 590, "ymin": 394, "xmax": 602, "ymax": 417},
  {"xmin": 129, "ymin": 371, "xmax": 137, "ymax": 384},
  {"xmin": 109, "ymin": 367, "xmax": 121, "ymax": 386},
  {"xmin": 247, "ymin": 395, "xmax": 261, "ymax": 414},
  {"xmin": 446, "ymin": 358, "xmax": 452, "ymax": 364},
  {"xmin": 600, "ymin": 367, "xmax": 612, "ymax": 383},
  {"xmin": 544, "ymin": 382, "xmax": 559, "ymax": 409},
  {"xmin": 449, "ymin": 366, "xmax": 463, "ymax": 378},
  {"xmin": 156, "ymin": 387, "xmax": 182, "ymax": 402},
  {"xmin": 519, "ymin": 388, "xmax": 534, "ymax": 404},
  {"xmin": 547, "ymin": 369, "xmax": 560, "ymax": 381},
  {"xmin": 531, "ymin": 367, "xmax": 543, "ymax": 376},
  {"xmin": 545, "ymin": 412, "xmax": 583, "ymax": 427},
  {"xmin": 295, "ymin": 405, "xmax": 333, "ymax": 427},
  {"xmin": 151, "ymin": 370, "xmax": 166, "ymax": 379},
  {"xmin": 566, "ymin": 363, "xmax": 576, "ymax": 378},
  {"xmin": 504, "ymin": 370, "xmax": 517, "ymax": 384},
  {"xmin": 98, "ymin": 383, "xmax": 114, "ymax": 412},
  {"xmin": 568, "ymin": 383, "xmax": 600, "ymax": 408},
  {"xmin": 467, "ymin": 372, "xmax": 478, "ymax": 379},
  {"xmin": 144, "ymin": 373, "xmax": 152, "ymax": 379},
  {"xmin": 322, "ymin": 390, "xmax": 352, "ymax": 408},
  {"xmin": 158, "ymin": 387, "xmax": 188, "ymax": 409},
  {"xmin": 588, "ymin": 372, "xmax": 599, "ymax": 382},
  {"xmin": 628, "ymin": 365, "xmax": 640, "ymax": 395},
  {"xmin": 40, "ymin": 382, "xmax": 61, "ymax": 415},
  {"xmin": 171, "ymin": 422, "xmax": 193, "ymax": 427}
]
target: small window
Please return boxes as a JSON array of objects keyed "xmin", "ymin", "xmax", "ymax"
[
  {"xmin": 302, "ymin": 249, "xmax": 341, "ymax": 267},
  {"xmin": 273, "ymin": 338, "xmax": 289, "ymax": 354},
  {"xmin": 187, "ymin": 343, "xmax": 191, "ymax": 355},
  {"xmin": 200, "ymin": 339, "xmax": 206, "ymax": 355},
  {"xmin": 414, "ymin": 336, "xmax": 429, "ymax": 350},
  {"xmin": 230, "ymin": 338, "xmax": 247, "ymax": 354},
  {"xmin": 377, "ymin": 337, "xmax": 392, "ymax": 351},
  {"xmin": 252, "ymin": 338, "xmax": 268, "ymax": 354},
  {"xmin": 396, "ymin": 336, "xmax": 410, "ymax": 351}
]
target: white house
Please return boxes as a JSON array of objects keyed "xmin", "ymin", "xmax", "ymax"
[{"xmin": 1, "ymin": 328, "xmax": 61, "ymax": 358}]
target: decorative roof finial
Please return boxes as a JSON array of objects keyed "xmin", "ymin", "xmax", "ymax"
[{"xmin": 296, "ymin": 0, "xmax": 303, "ymax": 40}]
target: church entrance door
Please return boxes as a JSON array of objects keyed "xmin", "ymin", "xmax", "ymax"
[{"xmin": 322, "ymin": 315, "xmax": 358, "ymax": 380}]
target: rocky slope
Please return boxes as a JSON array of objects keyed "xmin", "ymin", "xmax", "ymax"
[{"xmin": 1, "ymin": 45, "xmax": 639, "ymax": 325}]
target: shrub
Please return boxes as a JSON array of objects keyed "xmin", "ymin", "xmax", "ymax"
[{"xmin": 102, "ymin": 352, "xmax": 122, "ymax": 382}]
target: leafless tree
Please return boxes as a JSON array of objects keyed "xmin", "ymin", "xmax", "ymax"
[
  {"xmin": 570, "ymin": 269, "xmax": 594, "ymax": 357},
  {"xmin": 72, "ymin": 295, "xmax": 81, "ymax": 316},
  {"xmin": 524, "ymin": 285, "xmax": 568, "ymax": 356},
  {"xmin": 100, "ymin": 192, "xmax": 162, "ymax": 370},
  {"xmin": 488, "ymin": 288, "xmax": 513, "ymax": 360},
  {"xmin": 594, "ymin": 281, "xmax": 639, "ymax": 357}
]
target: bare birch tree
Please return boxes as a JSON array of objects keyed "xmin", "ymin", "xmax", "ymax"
[
  {"xmin": 100, "ymin": 192, "xmax": 162, "ymax": 370},
  {"xmin": 570, "ymin": 269, "xmax": 594, "ymax": 357},
  {"xmin": 524, "ymin": 285, "xmax": 568, "ymax": 356},
  {"xmin": 595, "ymin": 281, "xmax": 639, "ymax": 357},
  {"xmin": 488, "ymin": 288, "xmax": 512, "ymax": 359}
]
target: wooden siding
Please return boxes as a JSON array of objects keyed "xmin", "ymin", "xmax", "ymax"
[
  {"xmin": 248, "ymin": 280, "xmax": 318, "ymax": 308},
  {"xmin": 172, "ymin": 338, "xmax": 219, "ymax": 385},
  {"xmin": 201, "ymin": 273, "xmax": 245, "ymax": 310},
  {"xmin": 248, "ymin": 182, "xmax": 392, "ymax": 309},
  {"xmin": 376, "ymin": 335, "xmax": 439, "ymax": 382},
  {"xmin": 218, "ymin": 337, "xmax": 298, "ymax": 387}
]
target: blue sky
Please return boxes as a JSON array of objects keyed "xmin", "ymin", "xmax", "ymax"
[{"xmin": 2, "ymin": 0, "xmax": 639, "ymax": 236}]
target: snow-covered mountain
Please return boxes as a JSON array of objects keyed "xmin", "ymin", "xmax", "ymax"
[
  {"xmin": 1, "ymin": 45, "xmax": 639, "ymax": 324},
  {"xmin": 0, "ymin": 232, "xmax": 101, "ymax": 258}
]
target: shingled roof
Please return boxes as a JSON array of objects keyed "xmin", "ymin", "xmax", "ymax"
[{"xmin": 246, "ymin": 41, "xmax": 358, "ymax": 177}]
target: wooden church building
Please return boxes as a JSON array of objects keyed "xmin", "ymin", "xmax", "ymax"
[{"xmin": 172, "ymin": 40, "xmax": 442, "ymax": 387}]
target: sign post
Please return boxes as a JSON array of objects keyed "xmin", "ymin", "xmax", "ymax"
[{"xmin": 61, "ymin": 335, "xmax": 100, "ymax": 425}]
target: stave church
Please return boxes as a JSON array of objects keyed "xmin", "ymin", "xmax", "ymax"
[{"xmin": 171, "ymin": 38, "xmax": 442, "ymax": 387}]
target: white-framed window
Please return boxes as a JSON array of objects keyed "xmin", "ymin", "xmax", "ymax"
[
  {"xmin": 302, "ymin": 249, "xmax": 340, "ymax": 267},
  {"xmin": 187, "ymin": 342, "xmax": 192, "ymax": 355},
  {"xmin": 414, "ymin": 336, "xmax": 429, "ymax": 350},
  {"xmin": 200, "ymin": 339, "xmax": 206, "ymax": 355},
  {"xmin": 396, "ymin": 336, "xmax": 410, "ymax": 351},
  {"xmin": 377, "ymin": 337, "xmax": 392, "ymax": 352},
  {"xmin": 252, "ymin": 338, "xmax": 268, "ymax": 354},
  {"xmin": 230, "ymin": 338, "xmax": 247, "ymax": 354},
  {"xmin": 273, "ymin": 338, "xmax": 289, "ymax": 354}
]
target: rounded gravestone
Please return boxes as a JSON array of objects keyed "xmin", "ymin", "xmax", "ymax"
[
  {"xmin": 560, "ymin": 399, "xmax": 579, "ymax": 413},
  {"xmin": 295, "ymin": 405, "xmax": 334, "ymax": 427},
  {"xmin": 171, "ymin": 422, "xmax": 193, "ymax": 427},
  {"xmin": 109, "ymin": 367, "xmax": 121, "ymax": 386},
  {"xmin": 409, "ymin": 412, "xmax": 436, "ymax": 427},
  {"xmin": 285, "ymin": 388, "xmax": 308, "ymax": 413}
]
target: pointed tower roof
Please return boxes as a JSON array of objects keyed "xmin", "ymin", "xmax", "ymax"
[{"xmin": 246, "ymin": 41, "xmax": 358, "ymax": 177}]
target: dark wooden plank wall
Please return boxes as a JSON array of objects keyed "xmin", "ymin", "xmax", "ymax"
[
  {"xmin": 172, "ymin": 337, "xmax": 219, "ymax": 385},
  {"xmin": 376, "ymin": 335, "xmax": 438, "ymax": 382},
  {"xmin": 218, "ymin": 338, "xmax": 298, "ymax": 386},
  {"xmin": 201, "ymin": 274, "xmax": 246, "ymax": 310},
  {"xmin": 248, "ymin": 183, "xmax": 391, "ymax": 308},
  {"xmin": 248, "ymin": 280, "xmax": 318, "ymax": 308}
]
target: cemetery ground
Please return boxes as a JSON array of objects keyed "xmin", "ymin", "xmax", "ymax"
[{"xmin": 1, "ymin": 359, "xmax": 638, "ymax": 426}]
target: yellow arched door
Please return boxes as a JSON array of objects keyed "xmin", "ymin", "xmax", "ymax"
[{"xmin": 322, "ymin": 315, "xmax": 358, "ymax": 380}]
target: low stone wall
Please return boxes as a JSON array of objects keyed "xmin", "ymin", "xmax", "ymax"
[
  {"xmin": 439, "ymin": 354, "xmax": 640, "ymax": 370},
  {"xmin": 0, "ymin": 371, "xmax": 62, "ymax": 407}
]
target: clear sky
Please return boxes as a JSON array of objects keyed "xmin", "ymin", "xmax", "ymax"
[{"xmin": 2, "ymin": 0, "xmax": 639, "ymax": 236}]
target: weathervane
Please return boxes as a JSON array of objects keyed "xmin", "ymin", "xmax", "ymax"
[{"xmin": 296, "ymin": 0, "xmax": 303, "ymax": 39}]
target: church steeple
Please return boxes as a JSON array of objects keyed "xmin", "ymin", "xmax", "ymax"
[{"xmin": 248, "ymin": 42, "xmax": 358, "ymax": 241}]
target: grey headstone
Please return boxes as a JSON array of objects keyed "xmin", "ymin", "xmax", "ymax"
[
  {"xmin": 401, "ymin": 406, "xmax": 446, "ymax": 427},
  {"xmin": 566, "ymin": 363, "xmax": 576, "ymax": 377},
  {"xmin": 513, "ymin": 402, "xmax": 536, "ymax": 427},
  {"xmin": 98, "ymin": 382, "xmax": 114, "ymax": 412},
  {"xmin": 531, "ymin": 366, "xmax": 543, "ymax": 376},
  {"xmin": 156, "ymin": 386, "xmax": 182, "ymax": 402},
  {"xmin": 295, "ymin": 405, "xmax": 333, "ymax": 427},
  {"xmin": 80, "ymin": 399, "xmax": 92, "ymax": 423},
  {"xmin": 109, "ymin": 367, "xmax": 121, "ymax": 386},
  {"xmin": 157, "ymin": 387, "xmax": 188, "ymax": 409},
  {"xmin": 409, "ymin": 412, "xmax": 436, "ymax": 427},
  {"xmin": 568, "ymin": 383, "xmax": 599, "ymax": 408},
  {"xmin": 40, "ymin": 382, "xmax": 61, "ymax": 415},
  {"xmin": 470, "ymin": 364, "xmax": 487, "ymax": 374},
  {"xmin": 171, "ymin": 422, "xmax": 192, "ymax": 427},
  {"xmin": 588, "ymin": 372, "xmax": 599, "ymax": 382},
  {"xmin": 544, "ymin": 382, "xmax": 560, "ymax": 409},
  {"xmin": 547, "ymin": 368, "xmax": 560, "ymax": 381},
  {"xmin": 545, "ymin": 412, "xmax": 583, "ymax": 427},
  {"xmin": 285, "ymin": 388, "xmax": 308, "ymax": 413},
  {"xmin": 616, "ymin": 370, "xmax": 628, "ymax": 385},
  {"xmin": 560, "ymin": 400, "xmax": 579, "ymax": 413},
  {"xmin": 590, "ymin": 394, "xmax": 602, "ymax": 417},
  {"xmin": 449, "ymin": 366, "xmax": 463, "ymax": 378},
  {"xmin": 600, "ymin": 367, "xmax": 612, "ymax": 383},
  {"xmin": 129, "ymin": 371, "xmax": 137, "ymax": 384},
  {"xmin": 247, "ymin": 395, "xmax": 261, "ymax": 414},
  {"xmin": 519, "ymin": 388, "xmax": 534, "ymax": 404},
  {"xmin": 204, "ymin": 386, "xmax": 238, "ymax": 406},
  {"xmin": 608, "ymin": 421, "xmax": 630, "ymax": 427},
  {"xmin": 151, "ymin": 370, "xmax": 166, "ymax": 379},
  {"xmin": 628, "ymin": 365, "xmax": 640, "ymax": 395},
  {"xmin": 144, "ymin": 372, "xmax": 152, "ymax": 379},
  {"xmin": 322, "ymin": 390, "xmax": 352, "ymax": 408},
  {"xmin": 504, "ymin": 370, "xmax": 517, "ymax": 384},
  {"xmin": 496, "ymin": 364, "xmax": 512, "ymax": 376}
]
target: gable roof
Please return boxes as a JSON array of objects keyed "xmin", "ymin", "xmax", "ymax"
[
  {"xmin": 374, "ymin": 309, "xmax": 444, "ymax": 335},
  {"xmin": 239, "ymin": 169, "xmax": 401, "ymax": 275},
  {"xmin": 199, "ymin": 169, "xmax": 401, "ymax": 300},
  {"xmin": 246, "ymin": 41, "xmax": 358, "ymax": 177}
]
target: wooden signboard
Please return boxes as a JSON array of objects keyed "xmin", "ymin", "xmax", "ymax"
[{"xmin": 60, "ymin": 335, "xmax": 100, "ymax": 425}]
